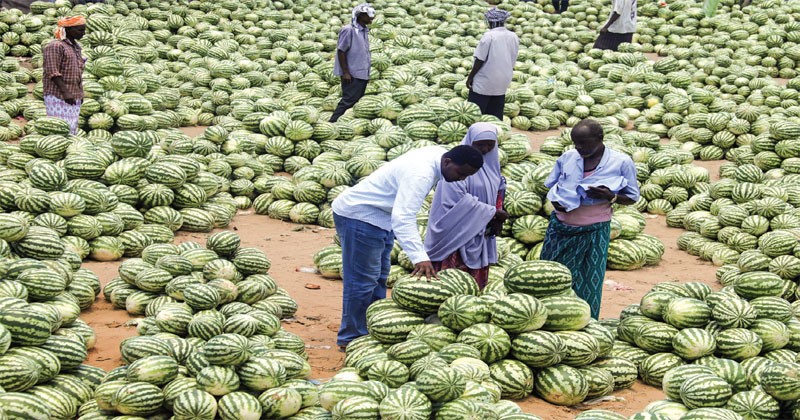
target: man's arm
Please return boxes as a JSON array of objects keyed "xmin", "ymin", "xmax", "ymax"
[
  {"xmin": 466, "ymin": 58, "xmax": 485, "ymax": 91},
  {"xmin": 600, "ymin": 12, "xmax": 620, "ymax": 32},
  {"xmin": 336, "ymin": 28, "xmax": 353, "ymax": 84},
  {"xmin": 616, "ymin": 158, "xmax": 640, "ymax": 205},
  {"xmin": 392, "ymin": 176, "xmax": 437, "ymax": 279},
  {"xmin": 337, "ymin": 50, "xmax": 351, "ymax": 84},
  {"xmin": 467, "ymin": 36, "xmax": 491, "ymax": 90}
]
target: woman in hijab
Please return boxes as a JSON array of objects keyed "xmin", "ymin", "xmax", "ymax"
[{"xmin": 424, "ymin": 122, "xmax": 509, "ymax": 289}]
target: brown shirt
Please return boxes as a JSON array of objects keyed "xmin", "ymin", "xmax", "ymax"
[{"xmin": 43, "ymin": 39, "xmax": 85, "ymax": 100}]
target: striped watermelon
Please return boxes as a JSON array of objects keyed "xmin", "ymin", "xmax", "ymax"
[
  {"xmin": 679, "ymin": 374, "xmax": 733, "ymax": 409},
  {"xmin": 172, "ymin": 390, "xmax": 218, "ymax": 419},
  {"xmin": 639, "ymin": 353, "xmax": 685, "ymax": 387},
  {"xmin": 715, "ymin": 328, "xmax": 763, "ymax": 361},
  {"xmin": 415, "ymin": 366, "xmax": 466, "ymax": 403},
  {"xmin": 438, "ymin": 295, "xmax": 490, "ymax": 332},
  {"xmin": 111, "ymin": 381, "xmax": 165, "ymax": 415},
  {"xmin": 672, "ymin": 328, "xmax": 717, "ymax": 360},
  {"xmin": 725, "ymin": 389, "xmax": 781, "ymax": 419},
  {"xmin": 456, "ymin": 323, "xmax": 511, "ymax": 364},
  {"xmin": 760, "ymin": 362, "xmax": 800, "ymax": 401},
  {"xmin": 378, "ymin": 387, "xmax": 432, "ymax": 420},
  {"xmin": 490, "ymin": 293, "xmax": 548, "ymax": 333},
  {"xmin": 734, "ymin": 272, "xmax": 785, "ymax": 299},
  {"xmin": 662, "ymin": 298, "xmax": 712, "ymax": 329},
  {"xmin": 503, "ymin": 260, "xmax": 572, "ymax": 298},
  {"xmin": 540, "ymin": 296, "xmax": 591, "ymax": 331},
  {"xmin": 533, "ymin": 364, "xmax": 588, "ymax": 406},
  {"xmin": 259, "ymin": 388, "xmax": 303, "ymax": 418}
]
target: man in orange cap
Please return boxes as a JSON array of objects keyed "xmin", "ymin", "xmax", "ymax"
[{"xmin": 43, "ymin": 16, "xmax": 86, "ymax": 135}]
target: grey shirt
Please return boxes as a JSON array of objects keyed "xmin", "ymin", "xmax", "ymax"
[
  {"xmin": 334, "ymin": 24, "xmax": 371, "ymax": 80},
  {"xmin": 472, "ymin": 27, "xmax": 520, "ymax": 96}
]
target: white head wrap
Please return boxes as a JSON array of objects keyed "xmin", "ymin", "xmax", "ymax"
[
  {"xmin": 352, "ymin": 3, "xmax": 376, "ymax": 27},
  {"xmin": 485, "ymin": 7, "xmax": 511, "ymax": 26}
]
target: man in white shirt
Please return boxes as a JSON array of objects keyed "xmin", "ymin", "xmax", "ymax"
[
  {"xmin": 332, "ymin": 145, "xmax": 484, "ymax": 350},
  {"xmin": 466, "ymin": 7, "xmax": 520, "ymax": 121},
  {"xmin": 593, "ymin": 0, "xmax": 637, "ymax": 51}
]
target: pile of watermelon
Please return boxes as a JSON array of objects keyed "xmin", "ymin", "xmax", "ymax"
[
  {"xmin": 332, "ymin": 259, "xmax": 636, "ymax": 417},
  {"xmin": 591, "ymin": 268, "xmax": 800, "ymax": 419},
  {"xmin": 0, "ymin": 218, "xmax": 111, "ymax": 418},
  {"xmin": 669, "ymin": 155, "xmax": 800, "ymax": 280},
  {"xmin": 85, "ymin": 231, "xmax": 323, "ymax": 418}
]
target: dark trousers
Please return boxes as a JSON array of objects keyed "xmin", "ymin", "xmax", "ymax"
[
  {"xmin": 329, "ymin": 78, "xmax": 368, "ymax": 123},
  {"xmin": 552, "ymin": 0, "xmax": 569, "ymax": 13},
  {"xmin": 468, "ymin": 90, "xmax": 505, "ymax": 121}
]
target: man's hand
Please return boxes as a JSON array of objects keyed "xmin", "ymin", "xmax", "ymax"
[
  {"xmin": 412, "ymin": 261, "xmax": 438, "ymax": 281},
  {"xmin": 586, "ymin": 186, "xmax": 615, "ymax": 201},
  {"xmin": 551, "ymin": 201, "xmax": 567, "ymax": 212},
  {"xmin": 466, "ymin": 75, "xmax": 474, "ymax": 90},
  {"xmin": 342, "ymin": 72, "xmax": 352, "ymax": 84},
  {"xmin": 63, "ymin": 97, "xmax": 76, "ymax": 105},
  {"xmin": 600, "ymin": 26, "xmax": 609, "ymax": 33}
]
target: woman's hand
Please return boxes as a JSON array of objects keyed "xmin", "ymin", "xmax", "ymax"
[
  {"xmin": 486, "ymin": 219, "xmax": 504, "ymax": 236},
  {"xmin": 494, "ymin": 209, "xmax": 509, "ymax": 222},
  {"xmin": 586, "ymin": 186, "xmax": 615, "ymax": 201},
  {"xmin": 551, "ymin": 201, "xmax": 567, "ymax": 212}
]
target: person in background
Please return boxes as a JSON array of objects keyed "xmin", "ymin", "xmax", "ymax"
[
  {"xmin": 43, "ymin": 16, "xmax": 86, "ymax": 135},
  {"xmin": 552, "ymin": 0, "xmax": 569, "ymax": 14},
  {"xmin": 466, "ymin": 7, "xmax": 520, "ymax": 121},
  {"xmin": 593, "ymin": 0, "xmax": 637, "ymax": 51},
  {"xmin": 329, "ymin": 3, "xmax": 375, "ymax": 123},
  {"xmin": 540, "ymin": 119, "xmax": 640, "ymax": 319},
  {"xmin": 425, "ymin": 123, "xmax": 508, "ymax": 290},
  {"xmin": 332, "ymin": 145, "xmax": 484, "ymax": 351}
]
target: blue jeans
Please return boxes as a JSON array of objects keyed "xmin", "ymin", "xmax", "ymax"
[{"xmin": 333, "ymin": 213, "xmax": 394, "ymax": 347}]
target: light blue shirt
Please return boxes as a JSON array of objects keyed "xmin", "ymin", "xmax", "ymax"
[
  {"xmin": 545, "ymin": 147, "xmax": 640, "ymax": 212},
  {"xmin": 334, "ymin": 24, "xmax": 371, "ymax": 80},
  {"xmin": 332, "ymin": 146, "xmax": 446, "ymax": 264}
]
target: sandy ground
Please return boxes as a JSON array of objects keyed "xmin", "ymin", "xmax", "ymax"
[{"xmin": 77, "ymin": 125, "xmax": 728, "ymax": 419}]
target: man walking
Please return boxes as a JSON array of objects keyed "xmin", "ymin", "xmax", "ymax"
[
  {"xmin": 329, "ymin": 3, "xmax": 375, "ymax": 123},
  {"xmin": 332, "ymin": 145, "xmax": 484, "ymax": 351},
  {"xmin": 466, "ymin": 7, "xmax": 519, "ymax": 121},
  {"xmin": 43, "ymin": 16, "xmax": 86, "ymax": 135}
]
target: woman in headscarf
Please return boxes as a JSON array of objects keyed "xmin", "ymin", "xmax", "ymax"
[
  {"xmin": 43, "ymin": 16, "xmax": 86, "ymax": 135},
  {"xmin": 425, "ymin": 122, "xmax": 509, "ymax": 289}
]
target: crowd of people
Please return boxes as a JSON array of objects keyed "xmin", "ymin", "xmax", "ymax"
[
  {"xmin": 332, "ymin": 4, "xmax": 641, "ymax": 350},
  {"xmin": 38, "ymin": 4, "xmax": 643, "ymax": 351}
]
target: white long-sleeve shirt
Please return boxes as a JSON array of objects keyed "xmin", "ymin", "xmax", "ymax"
[{"xmin": 332, "ymin": 146, "xmax": 445, "ymax": 264}]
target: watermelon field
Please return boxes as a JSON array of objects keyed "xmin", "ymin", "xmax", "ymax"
[{"xmin": 1, "ymin": 0, "xmax": 800, "ymax": 418}]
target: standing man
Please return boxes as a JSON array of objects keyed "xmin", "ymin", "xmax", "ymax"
[
  {"xmin": 552, "ymin": 0, "xmax": 569, "ymax": 14},
  {"xmin": 593, "ymin": 0, "xmax": 637, "ymax": 51},
  {"xmin": 43, "ymin": 16, "xmax": 86, "ymax": 135},
  {"xmin": 332, "ymin": 145, "xmax": 484, "ymax": 351},
  {"xmin": 466, "ymin": 7, "xmax": 520, "ymax": 121},
  {"xmin": 329, "ymin": 3, "xmax": 375, "ymax": 123},
  {"xmin": 540, "ymin": 119, "xmax": 640, "ymax": 319}
]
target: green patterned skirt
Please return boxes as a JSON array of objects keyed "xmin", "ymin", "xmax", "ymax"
[{"xmin": 540, "ymin": 214, "xmax": 611, "ymax": 319}]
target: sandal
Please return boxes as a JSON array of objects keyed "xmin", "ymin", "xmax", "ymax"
[{"xmin": 337, "ymin": 345, "xmax": 347, "ymax": 353}]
